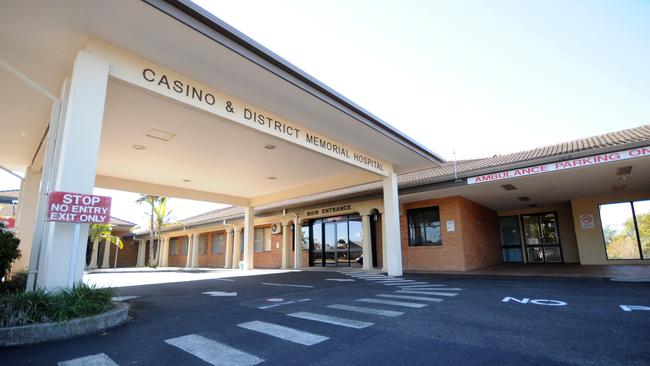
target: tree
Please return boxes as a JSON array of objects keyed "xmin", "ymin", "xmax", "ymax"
[
  {"xmin": 136, "ymin": 194, "xmax": 159, "ymax": 267},
  {"xmin": 0, "ymin": 223, "xmax": 20, "ymax": 280},
  {"xmin": 152, "ymin": 197, "xmax": 173, "ymax": 266}
]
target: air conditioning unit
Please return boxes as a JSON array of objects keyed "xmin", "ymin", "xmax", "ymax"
[{"xmin": 271, "ymin": 223, "xmax": 282, "ymax": 234}]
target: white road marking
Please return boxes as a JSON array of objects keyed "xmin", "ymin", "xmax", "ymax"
[
  {"xmin": 398, "ymin": 284, "xmax": 446, "ymax": 288},
  {"xmin": 165, "ymin": 334, "xmax": 263, "ymax": 366},
  {"xmin": 288, "ymin": 311, "xmax": 374, "ymax": 329},
  {"xmin": 372, "ymin": 279, "xmax": 415, "ymax": 283},
  {"xmin": 110, "ymin": 295, "xmax": 140, "ymax": 302},
  {"xmin": 238, "ymin": 320, "xmax": 328, "ymax": 346},
  {"xmin": 383, "ymin": 281, "xmax": 430, "ymax": 286},
  {"xmin": 215, "ymin": 278, "xmax": 235, "ymax": 282},
  {"xmin": 203, "ymin": 291, "xmax": 237, "ymax": 297},
  {"xmin": 325, "ymin": 278, "xmax": 355, "ymax": 282},
  {"xmin": 396, "ymin": 290, "xmax": 458, "ymax": 297},
  {"xmin": 364, "ymin": 278, "xmax": 405, "ymax": 282},
  {"xmin": 58, "ymin": 353, "xmax": 118, "ymax": 366},
  {"xmin": 327, "ymin": 304, "xmax": 404, "ymax": 317},
  {"xmin": 377, "ymin": 294, "xmax": 444, "ymax": 302},
  {"xmin": 357, "ymin": 276, "xmax": 393, "ymax": 279},
  {"xmin": 356, "ymin": 298, "xmax": 427, "ymax": 308},
  {"xmin": 258, "ymin": 298, "xmax": 311, "ymax": 309},
  {"xmin": 409, "ymin": 287, "xmax": 462, "ymax": 291},
  {"xmin": 620, "ymin": 305, "xmax": 650, "ymax": 312},
  {"xmin": 262, "ymin": 282, "xmax": 314, "ymax": 288}
]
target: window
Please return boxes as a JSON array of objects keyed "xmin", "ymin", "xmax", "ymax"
[
  {"xmin": 407, "ymin": 207, "xmax": 442, "ymax": 246},
  {"xmin": 169, "ymin": 238, "xmax": 178, "ymax": 256},
  {"xmin": 198, "ymin": 234, "xmax": 207, "ymax": 255},
  {"xmin": 254, "ymin": 228, "xmax": 272, "ymax": 252},
  {"xmin": 211, "ymin": 232, "xmax": 225, "ymax": 254},
  {"xmin": 600, "ymin": 200, "xmax": 650, "ymax": 260},
  {"xmin": 181, "ymin": 237, "xmax": 188, "ymax": 256},
  {"xmin": 498, "ymin": 216, "xmax": 523, "ymax": 263}
]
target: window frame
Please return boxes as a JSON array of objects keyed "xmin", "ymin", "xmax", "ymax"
[
  {"xmin": 407, "ymin": 206, "xmax": 442, "ymax": 247},
  {"xmin": 198, "ymin": 234, "xmax": 207, "ymax": 256},
  {"xmin": 599, "ymin": 200, "xmax": 649, "ymax": 261},
  {"xmin": 211, "ymin": 232, "xmax": 225, "ymax": 254},
  {"xmin": 169, "ymin": 238, "xmax": 178, "ymax": 256}
]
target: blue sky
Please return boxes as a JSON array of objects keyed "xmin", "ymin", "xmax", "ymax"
[{"xmin": 1, "ymin": 0, "xmax": 649, "ymax": 226}]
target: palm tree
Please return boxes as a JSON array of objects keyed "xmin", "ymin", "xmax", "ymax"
[
  {"xmin": 136, "ymin": 194, "xmax": 159, "ymax": 266},
  {"xmin": 152, "ymin": 197, "xmax": 173, "ymax": 266}
]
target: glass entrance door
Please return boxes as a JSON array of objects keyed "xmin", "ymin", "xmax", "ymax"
[
  {"xmin": 308, "ymin": 214, "xmax": 363, "ymax": 267},
  {"xmin": 522, "ymin": 213, "xmax": 562, "ymax": 263},
  {"xmin": 498, "ymin": 216, "xmax": 523, "ymax": 262}
]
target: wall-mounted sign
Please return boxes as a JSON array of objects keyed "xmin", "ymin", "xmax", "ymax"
[
  {"xmin": 467, "ymin": 146, "xmax": 650, "ymax": 184},
  {"xmin": 85, "ymin": 41, "xmax": 391, "ymax": 176},
  {"xmin": 306, "ymin": 205, "xmax": 352, "ymax": 217},
  {"xmin": 446, "ymin": 220, "xmax": 455, "ymax": 232},
  {"xmin": 46, "ymin": 192, "xmax": 111, "ymax": 224},
  {"xmin": 0, "ymin": 217, "xmax": 15, "ymax": 229},
  {"xmin": 580, "ymin": 214, "xmax": 594, "ymax": 229}
]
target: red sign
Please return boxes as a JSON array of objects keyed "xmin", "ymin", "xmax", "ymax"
[
  {"xmin": 46, "ymin": 192, "xmax": 111, "ymax": 224},
  {"xmin": 0, "ymin": 217, "xmax": 15, "ymax": 229}
]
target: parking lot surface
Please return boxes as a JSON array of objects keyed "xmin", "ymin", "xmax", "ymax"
[{"xmin": 2, "ymin": 271, "xmax": 649, "ymax": 365}]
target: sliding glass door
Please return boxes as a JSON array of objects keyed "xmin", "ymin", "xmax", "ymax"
[{"xmin": 522, "ymin": 213, "xmax": 562, "ymax": 263}]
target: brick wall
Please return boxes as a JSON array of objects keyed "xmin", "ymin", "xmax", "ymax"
[
  {"xmin": 458, "ymin": 197, "xmax": 501, "ymax": 270},
  {"xmin": 400, "ymin": 196, "xmax": 499, "ymax": 271}
]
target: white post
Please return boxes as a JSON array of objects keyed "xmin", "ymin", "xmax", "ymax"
[
  {"xmin": 232, "ymin": 226, "xmax": 241, "ymax": 269},
  {"xmin": 281, "ymin": 223, "xmax": 290, "ymax": 269},
  {"xmin": 160, "ymin": 237, "xmax": 169, "ymax": 267},
  {"xmin": 383, "ymin": 173, "xmax": 402, "ymax": 277},
  {"xmin": 294, "ymin": 218, "xmax": 303, "ymax": 269},
  {"xmin": 136, "ymin": 240, "xmax": 146, "ymax": 267},
  {"xmin": 36, "ymin": 51, "xmax": 109, "ymax": 289},
  {"xmin": 185, "ymin": 235, "xmax": 193, "ymax": 268},
  {"xmin": 381, "ymin": 213, "xmax": 388, "ymax": 271},
  {"xmin": 88, "ymin": 237, "xmax": 100, "ymax": 269},
  {"xmin": 191, "ymin": 233, "xmax": 199, "ymax": 268},
  {"xmin": 362, "ymin": 214, "xmax": 373, "ymax": 270},
  {"xmin": 243, "ymin": 207, "xmax": 254, "ymax": 270},
  {"xmin": 224, "ymin": 228, "xmax": 232, "ymax": 269},
  {"xmin": 13, "ymin": 168, "xmax": 41, "ymax": 273},
  {"xmin": 101, "ymin": 238, "xmax": 111, "ymax": 269}
]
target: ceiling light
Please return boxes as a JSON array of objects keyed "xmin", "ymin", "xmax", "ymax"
[
  {"xmin": 528, "ymin": 204, "xmax": 537, "ymax": 208},
  {"xmin": 182, "ymin": 179, "xmax": 191, "ymax": 183},
  {"xmin": 264, "ymin": 144, "xmax": 276, "ymax": 150},
  {"xmin": 501, "ymin": 184, "xmax": 517, "ymax": 191},
  {"xmin": 267, "ymin": 176, "xmax": 277, "ymax": 180},
  {"xmin": 20, "ymin": 132, "xmax": 26, "ymax": 137},
  {"xmin": 146, "ymin": 128, "xmax": 176, "ymax": 142},
  {"xmin": 133, "ymin": 144, "xmax": 146, "ymax": 150},
  {"xmin": 517, "ymin": 196, "xmax": 531, "ymax": 202}
]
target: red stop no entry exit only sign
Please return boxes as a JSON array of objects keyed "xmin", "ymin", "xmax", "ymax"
[{"xmin": 46, "ymin": 192, "xmax": 112, "ymax": 224}]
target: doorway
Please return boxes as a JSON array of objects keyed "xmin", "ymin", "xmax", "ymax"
[
  {"xmin": 308, "ymin": 214, "xmax": 363, "ymax": 267},
  {"xmin": 521, "ymin": 213, "xmax": 563, "ymax": 263}
]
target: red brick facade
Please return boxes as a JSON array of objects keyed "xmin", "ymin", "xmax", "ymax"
[{"xmin": 401, "ymin": 196, "xmax": 500, "ymax": 271}]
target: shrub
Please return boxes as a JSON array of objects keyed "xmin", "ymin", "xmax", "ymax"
[
  {"xmin": 0, "ymin": 223, "xmax": 21, "ymax": 280},
  {"xmin": 1, "ymin": 271, "xmax": 27, "ymax": 294},
  {"xmin": 0, "ymin": 284, "xmax": 116, "ymax": 327}
]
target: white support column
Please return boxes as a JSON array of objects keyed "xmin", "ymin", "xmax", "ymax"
[
  {"xmin": 136, "ymin": 240, "xmax": 146, "ymax": 267},
  {"xmin": 13, "ymin": 168, "xmax": 41, "ymax": 273},
  {"xmin": 294, "ymin": 218, "xmax": 303, "ymax": 269},
  {"xmin": 191, "ymin": 233, "xmax": 199, "ymax": 268},
  {"xmin": 383, "ymin": 173, "xmax": 402, "ymax": 277},
  {"xmin": 224, "ymin": 228, "xmax": 233, "ymax": 269},
  {"xmin": 36, "ymin": 51, "xmax": 109, "ymax": 289},
  {"xmin": 242, "ymin": 207, "xmax": 254, "ymax": 270},
  {"xmin": 381, "ymin": 212, "xmax": 387, "ymax": 271},
  {"xmin": 361, "ymin": 214, "xmax": 374, "ymax": 270},
  {"xmin": 159, "ymin": 237, "xmax": 169, "ymax": 267},
  {"xmin": 88, "ymin": 237, "xmax": 100, "ymax": 270},
  {"xmin": 101, "ymin": 238, "xmax": 111, "ymax": 269},
  {"xmin": 185, "ymin": 235, "xmax": 193, "ymax": 268},
  {"xmin": 232, "ymin": 226, "xmax": 241, "ymax": 269},
  {"xmin": 281, "ymin": 222, "xmax": 291, "ymax": 269}
]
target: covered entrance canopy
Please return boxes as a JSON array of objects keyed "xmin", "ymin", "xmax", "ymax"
[{"xmin": 0, "ymin": 0, "xmax": 443, "ymax": 289}]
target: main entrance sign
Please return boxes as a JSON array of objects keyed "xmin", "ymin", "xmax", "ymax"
[{"xmin": 86, "ymin": 41, "xmax": 391, "ymax": 176}]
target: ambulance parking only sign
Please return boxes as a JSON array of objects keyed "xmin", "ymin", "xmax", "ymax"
[{"xmin": 46, "ymin": 192, "xmax": 112, "ymax": 224}]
